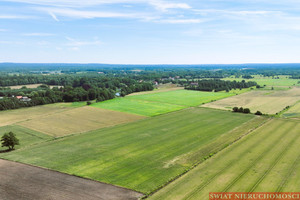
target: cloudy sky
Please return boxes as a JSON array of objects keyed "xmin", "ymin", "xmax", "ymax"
[{"xmin": 1, "ymin": 0, "xmax": 300, "ymax": 64}]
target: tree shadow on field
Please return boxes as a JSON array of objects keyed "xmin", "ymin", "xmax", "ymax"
[{"xmin": 0, "ymin": 149, "xmax": 13, "ymax": 153}]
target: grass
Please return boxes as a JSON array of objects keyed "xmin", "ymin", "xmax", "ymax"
[
  {"xmin": 0, "ymin": 104, "xmax": 72, "ymax": 127},
  {"xmin": 282, "ymin": 101, "xmax": 300, "ymax": 119},
  {"xmin": 223, "ymin": 75, "xmax": 300, "ymax": 87},
  {"xmin": 92, "ymin": 90, "xmax": 233, "ymax": 116},
  {"xmin": 0, "ymin": 125, "xmax": 52, "ymax": 151},
  {"xmin": 0, "ymin": 108, "xmax": 258, "ymax": 194},
  {"xmin": 202, "ymin": 87, "xmax": 300, "ymax": 115},
  {"xmin": 127, "ymin": 90, "xmax": 234, "ymax": 107},
  {"xmin": 18, "ymin": 106, "xmax": 145, "ymax": 137},
  {"xmin": 92, "ymin": 98, "xmax": 186, "ymax": 116},
  {"xmin": 149, "ymin": 119, "xmax": 300, "ymax": 200}
]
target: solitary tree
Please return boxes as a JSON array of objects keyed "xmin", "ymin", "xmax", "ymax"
[
  {"xmin": 255, "ymin": 111, "xmax": 263, "ymax": 115},
  {"xmin": 1, "ymin": 132, "xmax": 19, "ymax": 150}
]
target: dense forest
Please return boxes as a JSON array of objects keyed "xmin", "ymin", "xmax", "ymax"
[
  {"xmin": 0, "ymin": 77, "xmax": 153, "ymax": 111},
  {"xmin": 185, "ymin": 79, "xmax": 258, "ymax": 92}
]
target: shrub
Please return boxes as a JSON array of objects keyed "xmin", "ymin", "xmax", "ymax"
[
  {"xmin": 86, "ymin": 101, "xmax": 92, "ymax": 105},
  {"xmin": 243, "ymin": 108, "xmax": 251, "ymax": 114},
  {"xmin": 255, "ymin": 111, "xmax": 263, "ymax": 115},
  {"xmin": 232, "ymin": 107, "xmax": 239, "ymax": 112}
]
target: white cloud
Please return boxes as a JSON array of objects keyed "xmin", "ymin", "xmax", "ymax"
[
  {"xmin": 22, "ymin": 32, "xmax": 56, "ymax": 36},
  {"xmin": 2, "ymin": 0, "xmax": 191, "ymax": 11},
  {"xmin": 49, "ymin": 12, "xmax": 59, "ymax": 21},
  {"xmin": 0, "ymin": 15, "xmax": 34, "ymax": 19},
  {"xmin": 156, "ymin": 18, "xmax": 204, "ymax": 24},
  {"xmin": 37, "ymin": 7, "xmax": 146, "ymax": 20},
  {"xmin": 0, "ymin": 29, "xmax": 8, "ymax": 32},
  {"xmin": 65, "ymin": 37, "xmax": 101, "ymax": 47}
]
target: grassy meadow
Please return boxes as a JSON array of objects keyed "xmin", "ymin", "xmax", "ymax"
[
  {"xmin": 92, "ymin": 90, "xmax": 233, "ymax": 116},
  {"xmin": 0, "ymin": 125, "xmax": 52, "ymax": 151},
  {"xmin": 149, "ymin": 119, "xmax": 300, "ymax": 200},
  {"xmin": 0, "ymin": 108, "xmax": 261, "ymax": 194},
  {"xmin": 202, "ymin": 87, "xmax": 300, "ymax": 114}
]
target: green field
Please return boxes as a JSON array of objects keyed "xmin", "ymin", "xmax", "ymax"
[
  {"xmin": 0, "ymin": 125, "xmax": 52, "ymax": 151},
  {"xmin": 282, "ymin": 101, "xmax": 300, "ymax": 119},
  {"xmin": 92, "ymin": 98, "xmax": 186, "ymax": 116},
  {"xmin": 223, "ymin": 75, "xmax": 300, "ymax": 87},
  {"xmin": 149, "ymin": 119, "xmax": 300, "ymax": 200},
  {"xmin": 0, "ymin": 108, "xmax": 261, "ymax": 194},
  {"xmin": 92, "ymin": 90, "xmax": 233, "ymax": 116}
]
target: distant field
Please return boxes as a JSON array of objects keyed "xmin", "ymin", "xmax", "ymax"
[
  {"xmin": 282, "ymin": 101, "xmax": 300, "ymax": 119},
  {"xmin": 128, "ymin": 84, "xmax": 183, "ymax": 96},
  {"xmin": 0, "ymin": 125, "xmax": 52, "ymax": 151},
  {"xmin": 223, "ymin": 75, "xmax": 300, "ymax": 87},
  {"xmin": 0, "ymin": 104, "xmax": 72, "ymax": 127},
  {"xmin": 8, "ymin": 84, "xmax": 61, "ymax": 89},
  {"xmin": 93, "ymin": 90, "xmax": 233, "ymax": 116},
  {"xmin": 92, "ymin": 98, "xmax": 185, "ymax": 116},
  {"xmin": 0, "ymin": 108, "xmax": 261, "ymax": 194},
  {"xmin": 19, "ymin": 106, "xmax": 145, "ymax": 137},
  {"xmin": 149, "ymin": 119, "xmax": 300, "ymax": 200},
  {"xmin": 202, "ymin": 87, "xmax": 300, "ymax": 114}
]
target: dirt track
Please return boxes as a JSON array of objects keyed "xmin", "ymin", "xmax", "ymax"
[{"xmin": 0, "ymin": 159, "xmax": 143, "ymax": 200}]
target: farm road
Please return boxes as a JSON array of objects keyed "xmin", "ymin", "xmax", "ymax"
[{"xmin": 0, "ymin": 159, "xmax": 142, "ymax": 200}]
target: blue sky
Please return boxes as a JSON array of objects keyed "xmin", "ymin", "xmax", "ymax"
[{"xmin": 1, "ymin": 0, "xmax": 300, "ymax": 64}]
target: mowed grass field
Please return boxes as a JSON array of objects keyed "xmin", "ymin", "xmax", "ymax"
[
  {"xmin": 92, "ymin": 90, "xmax": 233, "ymax": 116},
  {"xmin": 202, "ymin": 87, "xmax": 300, "ymax": 114},
  {"xmin": 0, "ymin": 108, "xmax": 263, "ymax": 194},
  {"xmin": 0, "ymin": 104, "xmax": 72, "ymax": 127},
  {"xmin": 149, "ymin": 119, "xmax": 300, "ymax": 200},
  {"xmin": 223, "ymin": 75, "xmax": 300, "ymax": 87},
  {"xmin": 0, "ymin": 125, "xmax": 52, "ymax": 151},
  {"xmin": 19, "ymin": 106, "xmax": 145, "ymax": 137}
]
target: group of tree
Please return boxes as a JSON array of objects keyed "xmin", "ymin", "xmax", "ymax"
[
  {"xmin": 185, "ymin": 79, "xmax": 258, "ymax": 92},
  {"xmin": 0, "ymin": 76, "xmax": 154, "ymax": 111},
  {"xmin": 232, "ymin": 107, "xmax": 251, "ymax": 114}
]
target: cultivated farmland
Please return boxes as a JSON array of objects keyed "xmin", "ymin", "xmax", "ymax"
[
  {"xmin": 92, "ymin": 90, "xmax": 233, "ymax": 116},
  {"xmin": 19, "ymin": 106, "xmax": 145, "ymax": 137},
  {"xmin": 0, "ymin": 104, "xmax": 72, "ymax": 127},
  {"xmin": 0, "ymin": 108, "xmax": 263, "ymax": 194},
  {"xmin": 223, "ymin": 75, "xmax": 300, "ymax": 87},
  {"xmin": 149, "ymin": 119, "xmax": 300, "ymax": 200},
  {"xmin": 202, "ymin": 87, "xmax": 300, "ymax": 114}
]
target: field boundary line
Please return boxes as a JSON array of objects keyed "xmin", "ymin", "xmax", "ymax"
[{"xmin": 144, "ymin": 117, "xmax": 271, "ymax": 199}]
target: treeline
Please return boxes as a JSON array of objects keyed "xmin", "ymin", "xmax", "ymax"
[
  {"xmin": 0, "ymin": 77, "xmax": 153, "ymax": 111},
  {"xmin": 185, "ymin": 79, "xmax": 258, "ymax": 92}
]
